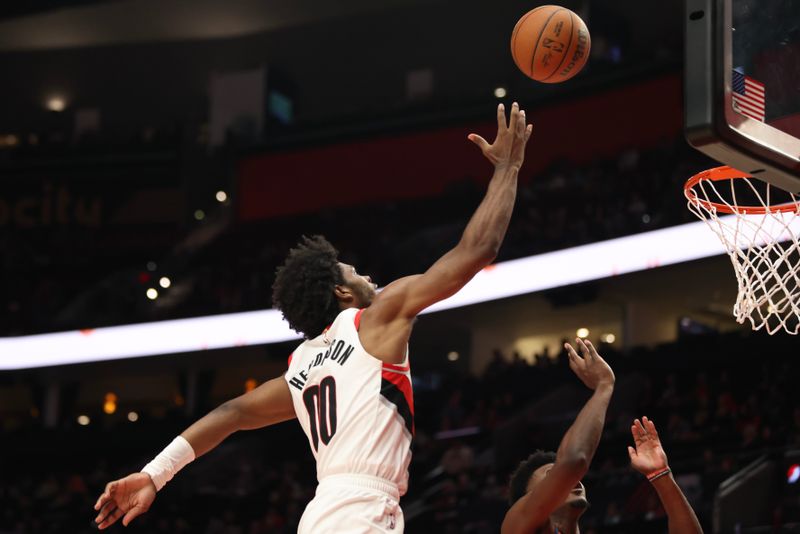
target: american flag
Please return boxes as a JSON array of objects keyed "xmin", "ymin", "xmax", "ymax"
[{"xmin": 732, "ymin": 69, "xmax": 766, "ymax": 122}]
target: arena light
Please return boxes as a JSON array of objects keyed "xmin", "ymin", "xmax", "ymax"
[
  {"xmin": 194, "ymin": 209, "xmax": 205, "ymax": 221},
  {"xmin": 576, "ymin": 328, "xmax": 589, "ymax": 339},
  {"xmin": 494, "ymin": 87, "xmax": 507, "ymax": 98},
  {"xmin": 127, "ymin": 411, "xmax": 139, "ymax": 422},
  {"xmin": 216, "ymin": 191, "xmax": 228, "ymax": 203},
  {"xmin": 159, "ymin": 277, "xmax": 171, "ymax": 289},
  {"xmin": 601, "ymin": 333, "xmax": 616, "ymax": 344},
  {"xmin": 146, "ymin": 288, "xmax": 159, "ymax": 300},
  {"xmin": 447, "ymin": 351, "xmax": 460, "ymax": 362},
  {"xmin": 0, "ymin": 134, "xmax": 20, "ymax": 148},
  {"xmin": 46, "ymin": 96, "xmax": 66, "ymax": 112},
  {"xmin": 77, "ymin": 415, "xmax": 90, "ymax": 426},
  {"xmin": 0, "ymin": 309, "xmax": 298, "ymax": 370},
  {"xmin": 789, "ymin": 464, "xmax": 800, "ymax": 484},
  {"xmin": 103, "ymin": 392, "xmax": 117, "ymax": 415},
  {"xmin": 4, "ymin": 215, "xmax": 800, "ymax": 370}
]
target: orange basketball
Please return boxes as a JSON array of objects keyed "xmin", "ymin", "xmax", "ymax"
[{"xmin": 510, "ymin": 5, "xmax": 591, "ymax": 83}]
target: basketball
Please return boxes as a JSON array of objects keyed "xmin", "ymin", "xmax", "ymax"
[{"xmin": 510, "ymin": 5, "xmax": 591, "ymax": 83}]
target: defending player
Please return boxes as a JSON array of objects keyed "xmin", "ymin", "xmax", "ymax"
[
  {"xmin": 502, "ymin": 338, "xmax": 615, "ymax": 534},
  {"xmin": 503, "ymin": 340, "xmax": 702, "ymax": 534},
  {"xmin": 92, "ymin": 102, "xmax": 533, "ymax": 533}
]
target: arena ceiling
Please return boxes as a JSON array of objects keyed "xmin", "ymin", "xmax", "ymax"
[
  {"xmin": 0, "ymin": 0, "xmax": 447, "ymax": 50},
  {"xmin": 0, "ymin": 0, "xmax": 676, "ymax": 53}
]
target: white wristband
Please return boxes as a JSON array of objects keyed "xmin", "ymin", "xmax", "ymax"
[{"xmin": 141, "ymin": 436, "xmax": 196, "ymax": 492}]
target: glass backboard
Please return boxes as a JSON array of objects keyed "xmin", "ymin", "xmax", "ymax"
[{"xmin": 685, "ymin": 0, "xmax": 800, "ymax": 193}]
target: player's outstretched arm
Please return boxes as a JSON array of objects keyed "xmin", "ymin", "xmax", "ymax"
[
  {"xmin": 93, "ymin": 376, "xmax": 295, "ymax": 530},
  {"xmin": 181, "ymin": 375, "xmax": 296, "ymax": 455},
  {"xmin": 502, "ymin": 340, "xmax": 614, "ymax": 534},
  {"xmin": 628, "ymin": 417, "xmax": 703, "ymax": 534},
  {"xmin": 367, "ymin": 102, "xmax": 533, "ymax": 321}
]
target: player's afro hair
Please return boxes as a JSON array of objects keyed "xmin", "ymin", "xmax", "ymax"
[
  {"xmin": 508, "ymin": 450, "xmax": 557, "ymax": 505},
  {"xmin": 272, "ymin": 235, "xmax": 345, "ymax": 339}
]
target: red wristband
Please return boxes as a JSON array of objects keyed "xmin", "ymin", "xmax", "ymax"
[{"xmin": 646, "ymin": 467, "xmax": 671, "ymax": 482}]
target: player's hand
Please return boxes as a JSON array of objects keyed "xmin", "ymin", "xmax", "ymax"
[
  {"xmin": 628, "ymin": 416, "xmax": 669, "ymax": 476},
  {"xmin": 468, "ymin": 102, "xmax": 533, "ymax": 171},
  {"xmin": 93, "ymin": 472, "xmax": 156, "ymax": 530},
  {"xmin": 565, "ymin": 338, "xmax": 615, "ymax": 391}
]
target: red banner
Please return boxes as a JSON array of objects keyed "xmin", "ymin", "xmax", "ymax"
[{"xmin": 238, "ymin": 74, "xmax": 682, "ymax": 220}]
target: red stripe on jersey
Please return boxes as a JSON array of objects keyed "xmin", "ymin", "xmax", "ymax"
[
  {"xmin": 383, "ymin": 361, "xmax": 410, "ymax": 372},
  {"xmin": 354, "ymin": 308, "xmax": 365, "ymax": 330},
  {"xmin": 381, "ymin": 370, "xmax": 415, "ymax": 417},
  {"xmin": 287, "ymin": 353, "xmax": 293, "ymax": 367}
]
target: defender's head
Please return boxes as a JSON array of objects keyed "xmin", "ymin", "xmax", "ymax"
[
  {"xmin": 272, "ymin": 235, "xmax": 378, "ymax": 339},
  {"xmin": 508, "ymin": 450, "xmax": 588, "ymax": 513}
]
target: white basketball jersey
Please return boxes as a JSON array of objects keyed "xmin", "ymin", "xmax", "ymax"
[{"xmin": 284, "ymin": 307, "xmax": 414, "ymax": 495}]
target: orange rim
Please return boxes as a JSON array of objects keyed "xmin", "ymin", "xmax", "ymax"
[{"xmin": 684, "ymin": 166, "xmax": 800, "ymax": 215}]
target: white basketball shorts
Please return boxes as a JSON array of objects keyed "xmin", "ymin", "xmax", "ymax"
[{"xmin": 298, "ymin": 473, "xmax": 404, "ymax": 534}]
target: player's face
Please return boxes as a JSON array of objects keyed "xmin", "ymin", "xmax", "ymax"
[
  {"xmin": 339, "ymin": 263, "xmax": 378, "ymax": 306},
  {"xmin": 527, "ymin": 463, "xmax": 589, "ymax": 510}
]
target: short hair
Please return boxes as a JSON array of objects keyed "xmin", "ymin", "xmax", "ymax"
[
  {"xmin": 272, "ymin": 235, "xmax": 345, "ymax": 339},
  {"xmin": 508, "ymin": 450, "xmax": 557, "ymax": 505}
]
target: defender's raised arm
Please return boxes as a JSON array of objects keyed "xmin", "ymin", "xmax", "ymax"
[
  {"xmin": 628, "ymin": 417, "xmax": 704, "ymax": 534},
  {"xmin": 503, "ymin": 339, "xmax": 615, "ymax": 534}
]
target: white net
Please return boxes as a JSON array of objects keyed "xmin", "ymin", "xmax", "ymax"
[{"xmin": 685, "ymin": 170, "xmax": 800, "ymax": 334}]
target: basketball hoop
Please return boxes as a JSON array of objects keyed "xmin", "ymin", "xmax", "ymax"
[{"xmin": 684, "ymin": 166, "xmax": 800, "ymax": 334}]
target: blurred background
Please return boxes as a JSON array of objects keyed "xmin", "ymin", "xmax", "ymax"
[{"xmin": 1, "ymin": 0, "xmax": 799, "ymax": 532}]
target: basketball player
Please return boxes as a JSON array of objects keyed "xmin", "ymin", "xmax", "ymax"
[
  {"xmin": 503, "ymin": 340, "xmax": 702, "ymax": 534},
  {"xmin": 93, "ymin": 102, "xmax": 533, "ymax": 532}
]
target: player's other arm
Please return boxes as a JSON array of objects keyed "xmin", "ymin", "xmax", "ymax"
[
  {"xmin": 181, "ymin": 375, "xmax": 296, "ymax": 455},
  {"xmin": 628, "ymin": 416, "xmax": 703, "ymax": 534},
  {"xmin": 93, "ymin": 377, "xmax": 295, "ymax": 530},
  {"xmin": 502, "ymin": 340, "xmax": 615, "ymax": 534},
  {"xmin": 369, "ymin": 103, "xmax": 533, "ymax": 320}
]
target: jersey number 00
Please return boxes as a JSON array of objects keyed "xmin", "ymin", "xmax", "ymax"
[{"xmin": 302, "ymin": 376, "xmax": 337, "ymax": 451}]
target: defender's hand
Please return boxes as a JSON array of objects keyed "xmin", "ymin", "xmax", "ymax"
[
  {"xmin": 468, "ymin": 102, "xmax": 533, "ymax": 171},
  {"xmin": 93, "ymin": 472, "xmax": 156, "ymax": 529},
  {"xmin": 628, "ymin": 416, "xmax": 669, "ymax": 476},
  {"xmin": 565, "ymin": 338, "xmax": 615, "ymax": 391}
]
